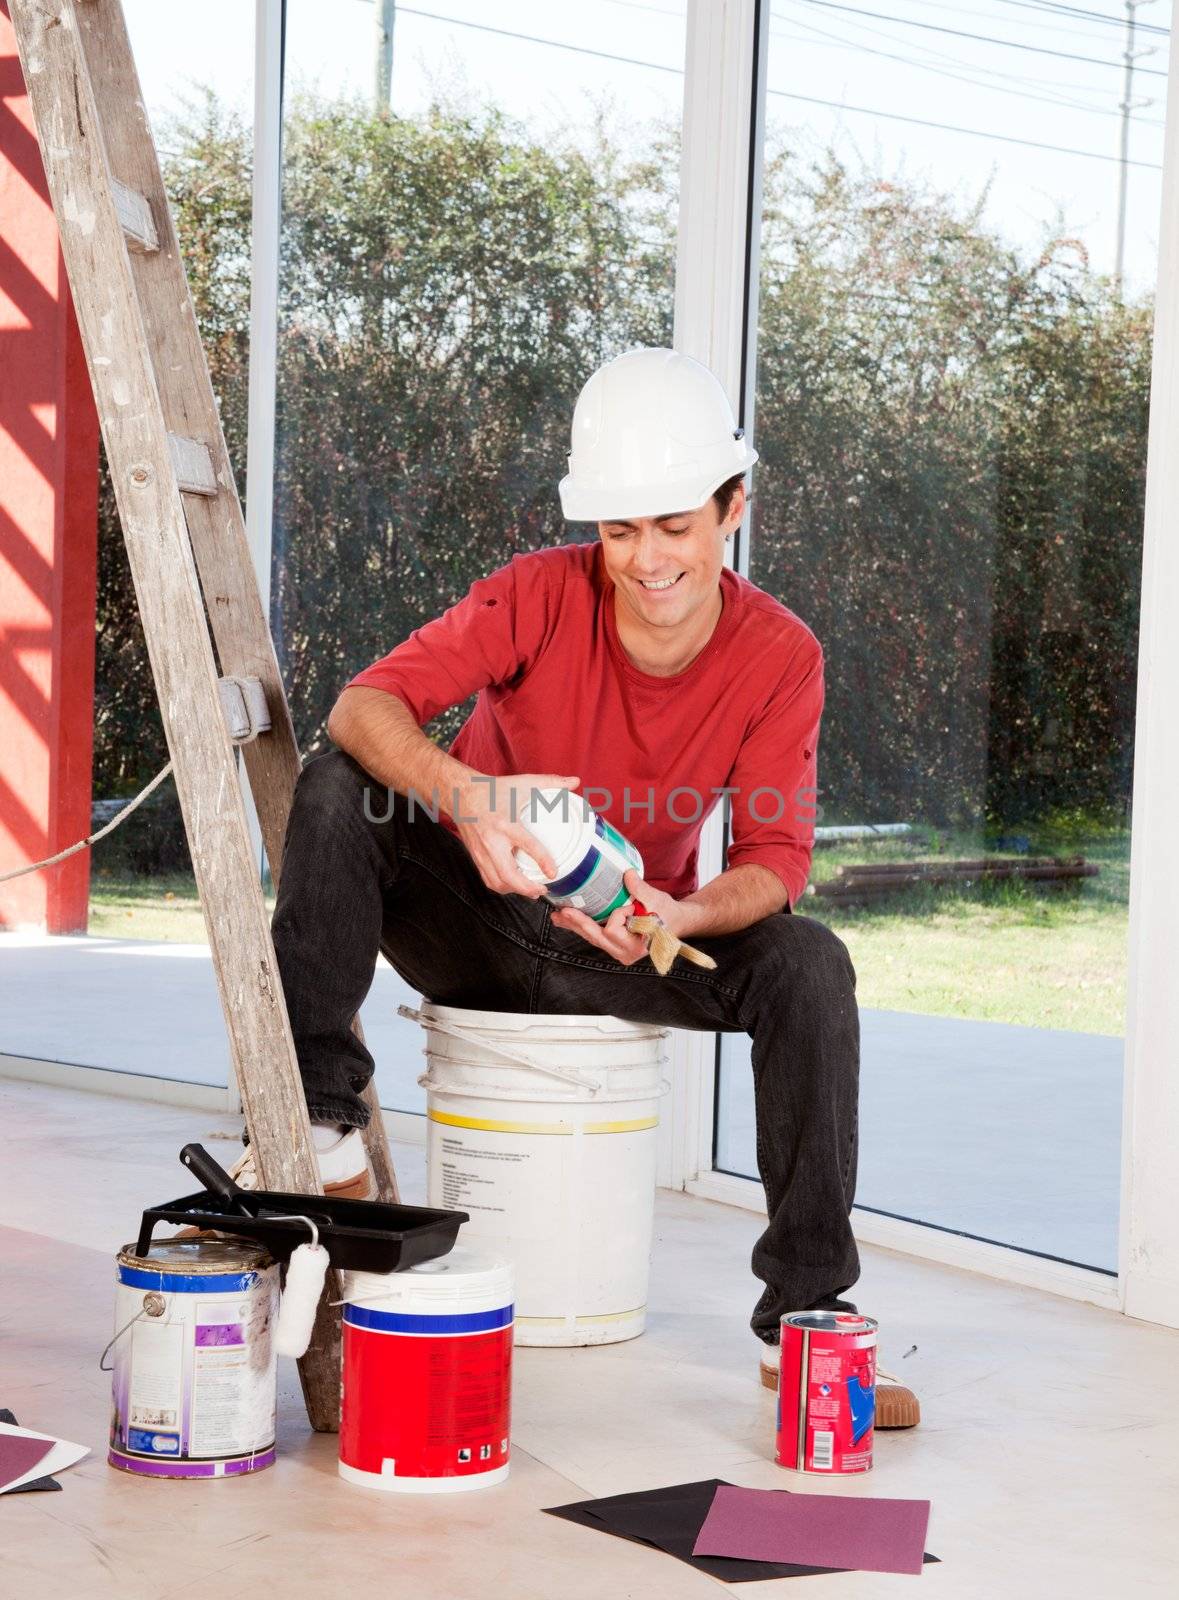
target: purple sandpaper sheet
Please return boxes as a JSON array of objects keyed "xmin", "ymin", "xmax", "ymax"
[
  {"xmin": 0, "ymin": 1433, "xmax": 56, "ymax": 1493},
  {"xmin": 693, "ymin": 1484, "xmax": 932, "ymax": 1577}
]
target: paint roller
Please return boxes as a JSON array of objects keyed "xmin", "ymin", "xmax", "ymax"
[{"xmin": 179, "ymin": 1143, "xmax": 329, "ymax": 1359}]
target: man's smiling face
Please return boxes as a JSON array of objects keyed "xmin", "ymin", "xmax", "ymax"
[{"xmin": 598, "ymin": 481, "xmax": 746, "ymax": 633}]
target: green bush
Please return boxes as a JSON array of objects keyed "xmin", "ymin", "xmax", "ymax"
[{"xmin": 752, "ymin": 155, "xmax": 1148, "ymax": 829}]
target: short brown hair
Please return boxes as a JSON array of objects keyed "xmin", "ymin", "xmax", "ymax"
[{"xmin": 712, "ymin": 472, "xmax": 747, "ymax": 520}]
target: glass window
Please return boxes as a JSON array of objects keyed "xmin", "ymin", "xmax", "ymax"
[
  {"xmin": 36, "ymin": 3, "xmax": 256, "ymax": 1090},
  {"xmin": 93, "ymin": 0, "xmax": 255, "ymax": 964},
  {"xmin": 275, "ymin": 1, "xmax": 687, "ymax": 1113},
  {"xmin": 715, "ymin": 0, "xmax": 1165, "ymax": 1272}
]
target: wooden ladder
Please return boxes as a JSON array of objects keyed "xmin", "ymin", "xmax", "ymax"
[{"xmin": 10, "ymin": 0, "xmax": 399, "ymax": 1431}]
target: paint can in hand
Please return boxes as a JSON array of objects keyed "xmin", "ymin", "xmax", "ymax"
[
  {"xmin": 108, "ymin": 1239, "xmax": 279, "ymax": 1478},
  {"xmin": 513, "ymin": 788, "xmax": 643, "ymax": 923},
  {"xmin": 339, "ymin": 1249, "xmax": 513, "ymax": 1493},
  {"xmin": 776, "ymin": 1311, "xmax": 878, "ymax": 1475}
]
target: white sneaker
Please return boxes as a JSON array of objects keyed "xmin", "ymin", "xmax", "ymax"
[
  {"xmin": 758, "ymin": 1338, "xmax": 780, "ymax": 1391},
  {"xmin": 228, "ymin": 1124, "xmax": 371, "ymax": 1199}
]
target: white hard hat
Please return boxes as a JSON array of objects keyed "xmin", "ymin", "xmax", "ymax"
[{"xmin": 558, "ymin": 347, "xmax": 758, "ymax": 522}]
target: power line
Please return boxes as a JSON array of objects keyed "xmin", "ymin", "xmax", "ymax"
[
  {"xmin": 882, "ymin": 0, "xmax": 1162, "ymax": 49},
  {"xmin": 777, "ymin": 0, "xmax": 1161, "ymax": 97},
  {"xmin": 769, "ymin": 84, "xmax": 1163, "ymax": 167},
  {"xmin": 354, "ymin": 5, "xmax": 1162, "ymax": 170},
  {"xmin": 790, "ymin": 0, "xmax": 1169, "ymax": 75},
  {"xmin": 594, "ymin": 0, "xmax": 686, "ymax": 18},
  {"xmin": 907, "ymin": 0, "xmax": 1168, "ymax": 42},
  {"xmin": 394, "ymin": 4, "xmax": 681, "ymax": 76},
  {"xmin": 773, "ymin": 15, "xmax": 1164, "ymax": 125},
  {"xmin": 993, "ymin": 0, "xmax": 1169, "ymax": 36}
]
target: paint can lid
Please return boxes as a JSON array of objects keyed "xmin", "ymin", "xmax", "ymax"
[
  {"xmin": 514, "ymin": 788, "xmax": 596, "ymax": 883},
  {"xmin": 343, "ymin": 1247, "xmax": 513, "ymax": 1314},
  {"xmin": 118, "ymin": 1238, "xmax": 274, "ymax": 1275},
  {"xmin": 782, "ymin": 1311, "xmax": 878, "ymax": 1336}
]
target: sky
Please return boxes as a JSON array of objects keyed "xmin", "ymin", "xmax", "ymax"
[{"xmin": 123, "ymin": 0, "xmax": 1171, "ymax": 297}]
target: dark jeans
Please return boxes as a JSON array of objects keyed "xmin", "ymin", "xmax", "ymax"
[{"xmin": 270, "ymin": 750, "xmax": 862, "ymax": 1339}]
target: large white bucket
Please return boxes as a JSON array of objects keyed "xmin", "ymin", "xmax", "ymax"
[{"xmin": 405, "ymin": 1002, "xmax": 669, "ymax": 1347}]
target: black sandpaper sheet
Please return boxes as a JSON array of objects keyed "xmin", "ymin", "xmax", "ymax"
[
  {"xmin": 0, "ymin": 1410, "xmax": 63, "ymax": 1494},
  {"xmin": 543, "ymin": 1477, "xmax": 939, "ymax": 1583}
]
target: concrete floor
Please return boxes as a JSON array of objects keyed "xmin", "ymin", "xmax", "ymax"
[
  {"xmin": 1, "ymin": 1077, "xmax": 1174, "ymax": 1599},
  {"xmin": 1, "ymin": 931, "xmax": 1122, "ymax": 1268}
]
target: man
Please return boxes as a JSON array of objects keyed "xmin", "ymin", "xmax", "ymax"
[{"xmin": 255, "ymin": 346, "xmax": 917, "ymax": 1424}]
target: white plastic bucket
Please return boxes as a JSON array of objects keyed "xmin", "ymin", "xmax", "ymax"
[
  {"xmin": 339, "ymin": 1249, "xmax": 514, "ymax": 1494},
  {"xmin": 408, "ymin": 1002, "xmax": 669, "ymax": 1347}
]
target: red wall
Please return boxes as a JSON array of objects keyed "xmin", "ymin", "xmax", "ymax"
[{"xmin": 0, "ymin": 1, "xmax": 100, "ymax": 932}]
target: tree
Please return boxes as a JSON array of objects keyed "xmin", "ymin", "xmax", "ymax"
[
  {"xmin": 272, "ymin": 96, "xmax": 675, "ymax": 751},
  {"xmin": 751, "ymin": 153, "xmax": 1149, "ymax": 828},
  {"xmin": 92, "ymin": 95, "xmax": 1151, "ymax": 855}
]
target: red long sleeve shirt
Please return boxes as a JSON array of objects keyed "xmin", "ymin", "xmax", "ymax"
[{"xmin": 347, "ymin": 541, "xmax": 824, "ymax": 907}]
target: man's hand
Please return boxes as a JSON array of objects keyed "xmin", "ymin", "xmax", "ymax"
[
  {"xmin": 549, "ymin": 868, "xmax": 691, "ymax": 965},
  {"xmin": 453, "ymin": 772, "xmax": 580, "ymax": 899}
]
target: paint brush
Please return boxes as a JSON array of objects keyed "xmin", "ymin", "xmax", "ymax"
[
  {"xmin": 542, "ymin": 891, "xmax": 716, "ymax": 976},
  {"xmin": 626, "ymin": 900, "xmax": 717, "ymax": 977}
]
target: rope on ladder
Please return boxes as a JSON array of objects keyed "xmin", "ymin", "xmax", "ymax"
[
  {"xmin": 0, "ymin": 761, "xmax": 175, "ymax": 883},
  {"xmin": 0, "ymin": 675, "xmax": 272, "ymax": 885}
]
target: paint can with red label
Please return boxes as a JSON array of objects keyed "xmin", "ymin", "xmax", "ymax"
[
  {"xmin": 339, "ymin": 1248, "xmax": 513, "ymax": 1493},
  {"xmin": 775, "ymin": 1310, "xmax": 877, "ymax": 1475}
]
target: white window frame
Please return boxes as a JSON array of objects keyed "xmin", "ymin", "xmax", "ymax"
[
  {"xmin": 662, "ymin": 0, "xmax": 1179, "ymax": 1328},
  {"xmin": 658, "ymin": 0, "xmax": 767, "ymax": 1191},
  {"xmin": 1118, "ymin": 7, "xmax": 1179, "ymax": 1332}
]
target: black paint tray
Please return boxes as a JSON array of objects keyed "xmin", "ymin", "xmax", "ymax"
[{"xmin": 133, "ymin": 1144, "xmax": 467, "ymax": 1273}]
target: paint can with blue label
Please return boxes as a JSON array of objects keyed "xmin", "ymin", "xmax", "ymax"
[
  {"xmin": 107, "ymin": 1238, "xmax": 279, "ymax": 1479},
  {"xmin": 514, "ymin": 788, "xmax": 643, "ymax": 923}
]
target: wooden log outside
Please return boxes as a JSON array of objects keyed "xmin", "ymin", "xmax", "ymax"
[
  {"xmin": 822, "ymin": 869, "xmax": 1097, "ymax": 892},
  {"xmin": 9, "ymin": 0, "xmax": 357, "ymax": 1429},
  {"xmin": 992, "ymin": 863, "xmax": 1098, "ymax": 881},
  {"xmin": 805, "ymin": 882, "xmax": 909, "ymax": 901},
  {"xmin": 835, "ymin": 862, "xmax": 1094, "ymax": 888},
  {"xmin": 834, "ymin": 857, "xmax": 1084, "ymax": 879},
  {"xmin": 810, "ymin": 860, "xmax": 1098, "ymax": 899}
]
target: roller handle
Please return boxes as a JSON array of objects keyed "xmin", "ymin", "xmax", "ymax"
[{"xmin": 179, "ymin": 1143, "xmax": 253, "ymax": 1214}]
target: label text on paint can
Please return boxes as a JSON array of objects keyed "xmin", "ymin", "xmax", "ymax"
[
  {"xmin": 108, "ymin": 1243, "xmax": 278, "ymax": 1479},
  {"xmin": 776, "ymin": 1311, "xmax": 877, "ymax": 1475},
  {"xmin": 340, "ymin": 1301, "xmax": 513, "ymax": 1483},
  {"xmin": 514, "ymin": 791, "xmax": 644, "ymax": 924},
  {"xmin": 546, "ymin": 814, "xmax": 642, "ymax": 922}
]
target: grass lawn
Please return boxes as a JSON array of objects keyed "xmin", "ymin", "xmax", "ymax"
[
  {"xmin": 88, "ymin": 870, "xmax": 274, "ymax": 944},
  {"xmin": 86, "ymin": 817, "xmax": 1129, "ymax": 1037},
  {"xmin": 804, "ymin": 820, "xmax": 1129, "ymax": 1037}
]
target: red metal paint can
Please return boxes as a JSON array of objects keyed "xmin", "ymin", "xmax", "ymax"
[{"xmin": 776, "ymin": 1310, "xmax": 878, "ymax": 1474}]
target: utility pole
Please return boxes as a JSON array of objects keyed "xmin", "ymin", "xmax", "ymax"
[
  {"xmin": 1115, "ymin": 0, "xmax": 1161, "ymax": 289},
  {"xmin": 374, "ymin": 0, "xmax": 396, "ymax": 116}
]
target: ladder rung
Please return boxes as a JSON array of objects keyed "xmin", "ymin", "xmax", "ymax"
[
  {"xmin": 111, "ymin": 177, "xmax": 159, "ymax": 253},
  {"xmin": 218, "ymin": 677, "xmax": 272, "ymax": 744},
  {"xmin": 167, "ymin": 433, "xmax": 219, "ymax": 496}
]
